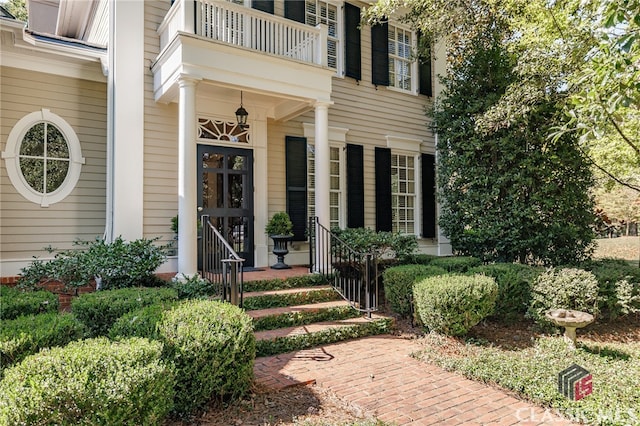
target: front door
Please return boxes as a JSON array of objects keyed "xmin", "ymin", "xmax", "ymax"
[{"xmin": 197, "ymin": 145, "xmax": 254, "ymax": 267}]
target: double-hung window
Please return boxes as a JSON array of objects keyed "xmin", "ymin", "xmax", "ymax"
[
  {"xmin": 308, "ymin": 144, "xmax": 343, "ymax": 229},
  {"xmin": 391, "ymin": 153, "xmax": 416, "ymax": 234},
  {"xmin": 388, "ymin": 25, "xmax": 415, "ymax": 92}
]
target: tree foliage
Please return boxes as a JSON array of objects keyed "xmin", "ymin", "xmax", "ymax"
[
  {"xmin": 364, "ymin": 0, "xmax": 596, "ymax": 265},
  {"xmin": 1, "ymin": 0, "xmax": 27, "ymax": 22}
]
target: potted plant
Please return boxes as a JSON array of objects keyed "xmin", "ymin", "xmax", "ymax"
[{"xmin": 265, "ymin": 211, "xmax": 293, "ymax": 269}]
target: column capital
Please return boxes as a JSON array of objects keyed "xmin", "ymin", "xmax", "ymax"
[
  {"xmin": 177, "ymin": 75, "xmax": 202, "ymax": 88},
  {"xmin": 313, "ymin": 100, "xmax": 334, "ymax": 109}
]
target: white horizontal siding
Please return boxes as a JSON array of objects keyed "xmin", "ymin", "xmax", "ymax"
[{"xmin": 0, "ymin": 67, "xmax": 107, "ymax": 267}]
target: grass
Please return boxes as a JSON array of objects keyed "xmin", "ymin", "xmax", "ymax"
[
  {"xmin": 415, "ymin": 333, "xmax": 640, "ymax": 425},
  {"xmin": 593, "ymin": 237, "xmax": 639, "ymax": 266}
]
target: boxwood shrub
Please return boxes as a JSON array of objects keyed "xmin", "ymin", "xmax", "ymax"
[
  {"xmin": 108, "ymin": 301, "xmax": 177, "ymax": 340},
  {"xmin": 579, "ymin": 258, "xmax": 640, "ymax": 319},
  {"xmin": 0, "ymin": 286, "xmax": 58, "ymax": 320},
  {"xmin": 427, "ymin": 256, "xmax": 482, "ymax": 273},
  {"xmin": 157, "ymin": 299, "xmax": 255, "ymax": 415},
  {"xmin": 382, "ymin": 265, "xmax": 447, "ymax": 317},
  {"xmin": 0, "ymin": 312, "xmax": 85, "ymax": 370},
  {"xmin": 72, "ymin": 287, "xmax": 178, "ymax": 337},
  {"xmin": 413, "ymin": 274, "xmax": 498, "ymax": 336},
  {"xmin": 527, "ymin": 268, "xmax": 599, "ymax": 326},
  {"xmin": 468, "ymin": 263, "xmax": 542, "ymax": 321},
  {"xmin": 0, "ymin": 337, "xmax": 174, "ymax": 425}
]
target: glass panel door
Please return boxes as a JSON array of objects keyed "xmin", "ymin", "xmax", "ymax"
[{"xmin": 198, "ymin": 145, "xmax": 254, "ymax": 266}]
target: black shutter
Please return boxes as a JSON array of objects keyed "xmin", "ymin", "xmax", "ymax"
[
  {"xmin": 286, "ymin": 136, "xmax": 307, "ymax": 241},
  {"xmin": 422, "ymin": 154, "xmax": 436, "ymax": 238},
  {"xmin": 375, "ymin": 147, "xmax": 392, "ymax": 232},
  {"xmin": 344, "ymin": 3, "xmax": 362, "ymax": 81},
  {"xmin": 252, "ymin": 0, "xmax": 274, "ymax": 14},
  {"xmin": 346, "ymin": 144, "xmax": 364, "ymax": 228},
  {"xmin": 284, "ymin": 0, "xmax": 305, "ymax": 23},
  {"xmin": 371, "ymin": 22, "xmax": 389, "ymax": 87},
  {"xmin": 418, "ymin": 35, "xmax": 433, "ymax": 97}
]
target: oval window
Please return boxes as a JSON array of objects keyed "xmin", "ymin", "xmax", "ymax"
[{"xmin": 2, "ymin": 110, "xmax": 85, "ymax": 207}]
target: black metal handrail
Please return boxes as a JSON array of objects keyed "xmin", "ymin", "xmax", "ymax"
[
  {"xmin": 309, "ymin": 217, "xmax": 378, "ymax": 317},
  {"xmin": 201, "ymin": 215, "xmax": 245, "ymax": 306}
]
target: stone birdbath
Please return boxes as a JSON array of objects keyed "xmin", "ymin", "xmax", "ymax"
[{"xmin": 545, "ymin": 309, "xmax": 594, "ymax": 348}]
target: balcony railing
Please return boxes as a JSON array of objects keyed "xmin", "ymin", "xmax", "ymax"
[{"xmin": 158, "ymin": 0, "xmax": 327, "ymax": 66}]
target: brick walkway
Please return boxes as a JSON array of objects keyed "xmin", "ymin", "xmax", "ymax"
[{"xmin": 254, "ymin": 335, "xmax": 576, "ymax": 425}]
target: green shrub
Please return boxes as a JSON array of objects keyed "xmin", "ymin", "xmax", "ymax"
[
  {"xmin": 158, "ymin": 299, "xmax": 255, "ymax": 414},
  {"xmin": 401, "ymin": 253, "xmax": 440, "ymax": 265},
  {"xmin": 0, "ymin": 312, "xmax": 85, "ymax": 370},
  {"xmin": 18, "ymin": 237, "xmax": 167, "ymax": 291},
  {"xmin": 0, "ymin": 286, "xmax": 58, "ymax": 320},
  {"xmin": 243, "ymin": 288, "xmax": 339, "ymax": 310},
  {"xmin": 108, "ymin": 301, "xmax": 177, "ymax": 340},
  {"xmin": 527, "ymin": 268, "xmax": 600, "ymax": 325},
  {"xmin": 0, "ymin": 337, "xmax": 174, "ymax": 425},
  {"xmin": 579, "ymin": 258, "xmax": 640, "ymax": 319},
  {"xmin": 427, "ymin": 256, "xmax": 482, "ymax": 273},
  {"xmin": 72, "ymin": 287, "xmax": 178, "ymax": 337},
  {"xmin": 331, "ymin": 227, "xmax": 418, "ymax": 261},
  {"xmin": 382, "ymin": 265, "xmax": 447, "ymax": 317},
  {"xmin": 170, "ymin": 275, "xmax": 219, "ymax": 299},
  {"xmin": 468, "ymin": 263, "xmax": 542, "ymax": 321},
  {"xmin": 413, "ymin": 274, "xmax": 498, "ymax": 336}
]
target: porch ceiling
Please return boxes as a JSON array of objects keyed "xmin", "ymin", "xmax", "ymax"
[{"xmin": 152, "ymin": 33, "xmax": 334, "ymax": 121}]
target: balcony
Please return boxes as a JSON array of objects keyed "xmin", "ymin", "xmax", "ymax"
[
  {"xmin": 153, "ymin": 0, "xmax": 333, "ymax": 113},
  {"xmin": 159, "ymin": 0, "xmax": 328, "ymax": 67}
]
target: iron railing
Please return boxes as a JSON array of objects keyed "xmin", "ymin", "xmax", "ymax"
[
  {"xmin": 309, "ymin": 217, "xmax": 379, "ymax": 318},
  {"xmin": 201, "ymin": 215, "xmax": 245, "ymax": 306}
]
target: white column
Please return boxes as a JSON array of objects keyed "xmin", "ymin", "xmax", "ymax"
[
  {"xmin": 109, "ymin": 0, "xmax": 144, "ymax": 241},
  {"xmin": 314, "ymin": 102, "xmax": 331, "ymax": 229},
  {"xmin": 314, "ymin": 102, "xmax": 330, "ymax": 269},
  {"xmin": 177, "ymin": 77, "xmax": 199, "ymax": 278}
]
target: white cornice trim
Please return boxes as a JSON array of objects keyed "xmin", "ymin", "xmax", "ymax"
[
  {"xmin": 303, "ymin": 122, "xmax": 349, "ymax": 142},
  {"xmin": 386, "ymin": 135, "xmax": 423, "ymax": 152}
]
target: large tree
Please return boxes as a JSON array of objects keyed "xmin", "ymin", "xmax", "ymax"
[{"xmin": 364, "ymin": 0, "xmax": 597, "ymax": 265}]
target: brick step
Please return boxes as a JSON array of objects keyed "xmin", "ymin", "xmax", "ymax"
[
  {"xmin": 247, "ymin": 300, "xmax": 350, "ymax": 320},
  {"xmin": 243, "ymin": 285, "xmax": 333, "ymax": 299},
  {"xmin": 254, "ymin": 314, "xmax": 391, "ymax": 342}
]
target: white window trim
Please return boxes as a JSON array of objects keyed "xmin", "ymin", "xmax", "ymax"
[
  {"xmin": 386, "ymin": 135, "xmax": 422, "ymax": 235},
  {"xmin": 1, "ymin": 109, "xmax": 85, "ymax": 207},
  {"xmin": 387, "ymin": 23, "xmax": 419, "ymax": 95},
  {"xmin": 303, "ymin": 123, "xmax": 348, "ymax": 228}
]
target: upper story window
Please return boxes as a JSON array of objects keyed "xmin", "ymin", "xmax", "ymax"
[
  {"xmin": 285, "ymin": 0, "xmax": 342, "ymax": 74},
  {"xmin": 388, "ymin": 25, "xmax": 415, "ymax": 92},
  {"xmin": 372, "ymin": 22, "xmax": 432, "ymax": 96},
  {"xmin": 305, "ymin": 0, "xmax": 340, "ymax": 70},
  {"xmin": 1, "ymin": 109, "xmax": 85, "ymax": 207}
]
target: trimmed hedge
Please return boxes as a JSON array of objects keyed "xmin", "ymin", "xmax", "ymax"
[
  {"xmin": 580, "ymin": 258, "xmax": 640, "ymax": 319},
  {"xmin": 0, "ymin": 286, "xmax": 58, "ymax": 320},
  {"xmin": 382, "ymin": 265, "xmax": 447, "ymax": 317},
  {"xmin": 158, "ymin": 300, "xmax": 255, "ymax": 414},
  {"xmin": 527, "ymin": 268, "xmax": 599, "ymax": 326},
  {"xmin": 0, "ymin": 312, "xmax": 85, "ymax": 370},
  {"xmin": 413, "ymin": 274, "xmax": 498, "ymax": 336},
  {"xmin": 468, "ymin": 263, "xmax": 541, "ymax": 321},
  {"xmin": 253, "ymin": 305, "xmax": 359, "ymax": 332},
  {"xmin": 243, "ymin": 288, "xmax": 339, "ymax": 310},
  {"xmin": 427, "ymin": 256, "xmax": 482, "ymax": 273},
  {"xmin": 108, "ymin": 301, "xmax": 177, "ymax": 340},
  {"xmin": 72, "ymin": 287, "xmax": 178, "ymax": 337},
  {"xmin": 0, "ymin": 337, "xmax": 174, "ymax": 425}
]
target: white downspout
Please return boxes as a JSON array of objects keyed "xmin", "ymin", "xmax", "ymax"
[{"xmin": 103, "ymin": 0, "xmax": 115, "ymax": 242}]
